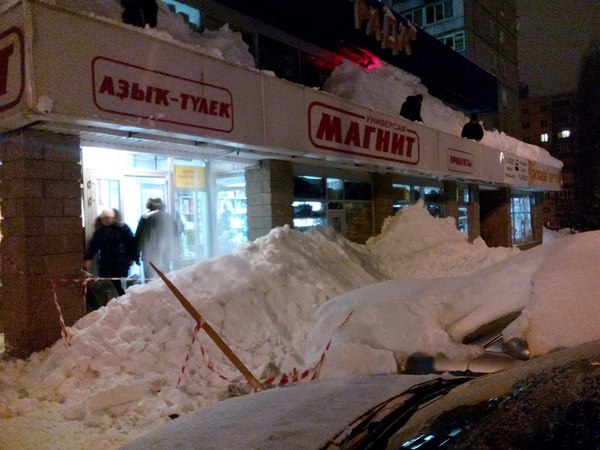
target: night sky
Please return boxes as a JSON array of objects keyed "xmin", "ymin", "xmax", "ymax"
[{"xmin": 517, "ymin": 0, "xmax": 600, "ymax": 96}]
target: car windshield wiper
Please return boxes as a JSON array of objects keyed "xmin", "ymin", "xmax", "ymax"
[{"xmin": 323, "ymin": 377, "xmax": 473, "ymax": 450}]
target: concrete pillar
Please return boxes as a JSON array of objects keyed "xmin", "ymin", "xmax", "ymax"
[
  {"xmin": 245, "ymin": 159, "xmax": 294, "ymax": 241},
  {"xmin": 0, "ymin": 129, "xmax": 84, "ymax": 357},
  {"xmin": 372, "ymin": 173, "xmax": 394, "ymax": 235}
]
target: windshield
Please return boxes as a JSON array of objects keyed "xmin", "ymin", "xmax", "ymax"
[{"xmin": 392, "ymin": 357, "xmax": 600, "ymax": 449}]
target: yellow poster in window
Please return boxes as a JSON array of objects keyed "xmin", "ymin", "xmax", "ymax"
[{"xmin": 174, "ymin": 165, "xmax": 206, "ymax": 189}]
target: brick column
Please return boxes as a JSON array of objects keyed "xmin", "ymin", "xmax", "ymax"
[
  {"xmin": 0, "ymin": 129, "xmax": 84, "ymax": 357},
  {"xmin": 245, "ymin": 159, "xmax": 294, "ymax": 241}
]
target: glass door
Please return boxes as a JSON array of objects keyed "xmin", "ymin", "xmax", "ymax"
[
  {"xmin": 84, "ymin": 169, "xmax": 171, "ymax": 279},
  {"xmin": 122, "ymin": 173, "xmax": 170, "ymax": 236},
  {"xmin": 214, "ymin": 174, "xmax": 248, "ymax": 256},
  {"xmin": 83, "ymin": 170, "xmax": 122, "ymax": 242},
  {"xmin": 175, "ymin": 189, "xmax": 209, "ymax": 263}
]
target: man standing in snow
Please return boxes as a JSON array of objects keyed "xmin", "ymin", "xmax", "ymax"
[
  {"xmin": 399, "ymin": 94, "xmax": 424, "ymax": 123},
  {"xmin": 121, "ymin": 0, "xmax": 158, "ymax": 28},
  {"xmin": 135, "ymin": 198, "xmax": 181, "ymax": 282},
  {"xmin": 461, "ymin": 113, "xmax": 484, "ymax": 141}
]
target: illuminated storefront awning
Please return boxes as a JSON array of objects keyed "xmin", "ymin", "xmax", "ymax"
[{"xmin": 0, "ymin": 0, "xmax": 561, "ymax": 191}]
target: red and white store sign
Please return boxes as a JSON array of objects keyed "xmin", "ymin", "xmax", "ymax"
[
  {"xmin": 92, "ymin": 57, "xmax": 233, "ymax": 133},
  {"xmin": 308, "ymin": 101, "xmax": 420, "ymax": 165},
  {"xmin": 447, "ymin": 147, "xmax": 474, "ymax": 174},
  {"xmin": 0, "ymin": 26, "xmax": 24, "ymax": 113}
]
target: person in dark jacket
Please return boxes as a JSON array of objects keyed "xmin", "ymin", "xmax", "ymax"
[
  {"xmin": 399, "ymin": 94, "xmax": 424, "ymax": 122},
  {"xmin": 121, "ymin": 0, "xmax": 158, "ymax": 28},
  {"xmin": 461, "ymin": 113, "xmax": 484, "ymax": 141},
  {"xmin": 135, "ymin": 198, "xmax": 181, "ymax": 282},
  {"xmin": 84, "ymin": 208, "xmax": 138, "ymax": 296}
]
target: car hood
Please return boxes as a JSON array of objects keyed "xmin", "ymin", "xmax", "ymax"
[
  {"xmin": 123, "ymin": 373, "xmax": 443, "ymax": 450},
  {"xmin": 124, "ymin": 340, "xmax": 600, "ymax": 450}
]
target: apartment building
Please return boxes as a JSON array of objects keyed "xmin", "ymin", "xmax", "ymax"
[{"xmin": 390, "ymin": 0, "xmax": 520, "ymax": 136}]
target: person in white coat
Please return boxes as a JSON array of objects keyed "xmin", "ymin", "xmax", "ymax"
[{"xmin": 135, "ymin": 198, "xmax": 180, "ymax": 282}]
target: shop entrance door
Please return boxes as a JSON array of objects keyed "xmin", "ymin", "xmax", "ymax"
[
  {"xmin": 83, "ymin": 170, "xmax": 170, "ymax": 279},
  {"xmin": 84, "ymin": 170, "xmax": 170, "ymax": 236}
]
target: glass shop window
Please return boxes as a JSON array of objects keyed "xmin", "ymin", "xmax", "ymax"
[
  {"xmin": 393, "ymin": 183, "xmax": 412, "ymax": 212},
  {"xmin": 293, "ymin": 176, "xmax": 326, "ymax": 230},
  {"xmin": 292, "ymin": 201, "xmax": 326, "ymax": 230},
  {"xmin": 420, "ymin": 185, "xmax": 444, "ymax": 217},
  {"xmin": 457, "ymin": 185, "xmax": 471, "ymax": 234},
  {"xmin": 511, "ymin": 195, "xmax": 534, "ymax": 245},
  {"xmin": 294, "ymin": 176, "xmax": 326, "ymax": 199},
  {"xmin": 327, "ymin": 178, "xmax": 343, "ymax": 200},
  {"xmin": 344, "ymin": 181, "xmax": 372, "ymax": 201}
]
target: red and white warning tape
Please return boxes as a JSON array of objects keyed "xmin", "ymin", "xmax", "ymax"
[
  {"xmin": 178, "ymin": 311, "xmax": 354, "ymax": 389},
  {"xmin": 264, "ymin": 311, "xmax": 354, "ymax": 387},
  {"xmin": 4, "ymin": 255, "xmax": 356, "ymax": 390},
  {"xmin": 2, "ymin": 257, "xmax": 144, "ymax": 348},
  {"xmin": 50, "ymin": 280, "xmax": 72, "ymax": 347}
]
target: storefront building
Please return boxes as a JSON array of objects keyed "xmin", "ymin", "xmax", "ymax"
[{"xmin": 0, "ymin": 1, "xmax": 561, "ymax": 356}]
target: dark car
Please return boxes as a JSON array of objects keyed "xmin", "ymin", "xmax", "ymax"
[
  {"xmin": 123, "ymin": 339, "xmax": 600, "ymax": 450},
  {"xmin": 387, "ymin": 340, "xmax": 600, "ymax": 450}
]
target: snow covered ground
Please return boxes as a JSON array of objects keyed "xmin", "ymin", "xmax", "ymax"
[{"xmin": 2, "ymin": 202, "xmax": 600, "ymax": 449}]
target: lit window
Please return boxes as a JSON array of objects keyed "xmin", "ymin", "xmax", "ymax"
[
  {"xmin": 541, "ymin": 133, "xmax": 549, "ymax": 142},
  {"xmin": 559, "ymin": 129, "xmax": 571, "ymax": 138},
  {"xmin": 511, "ymin": 194, "xmax": 534, "ymax": 245}
]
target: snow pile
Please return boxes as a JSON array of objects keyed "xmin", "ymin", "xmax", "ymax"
[
  {"xmin": 2, "ymin": 204, "xmax": 600, "ymax": 449},
  {"xmin": 323, "ymin": 60, "xmax": 562, "ymax": 169},
  {"xmin": 543, "ymin": 226, "xmax": 576, "ymax": 243},
  {"xmin": 306, "ymin": 230, "xmax": 600, "ymax": 379},
  {"xmin": 503, "ymin": 232, "xmax": 600, "ymax": 354},
  {"xmin": 0, "ymin": 203, "xmax": 517, "ymax": 429},
  {"xmin": 323, "ymin": 60, "xmax": 466, "ymax": 137},
  {"xmin": 367, "ymin": 203, "xmax": 519, "ymax": 278},
  {"xmin": 51, "ymin": 0, "xmax": 256, "ymax": 67}
]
